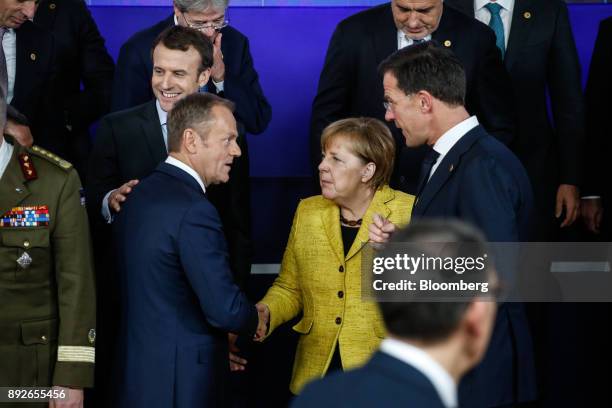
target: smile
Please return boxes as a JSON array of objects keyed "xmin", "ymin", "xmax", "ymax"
[{"xmin": 161, "ymin": 91, "xmax": 180, "ymax": 98}]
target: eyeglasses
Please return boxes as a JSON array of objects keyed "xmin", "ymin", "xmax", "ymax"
[{"xmin": 181, "ymin": 11, "xmax": 229, "ymax": 32}]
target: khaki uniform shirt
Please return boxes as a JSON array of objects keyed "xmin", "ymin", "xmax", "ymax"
[{"xmin": 0, "ymin": 138, "xmax": 95, "ymax": 391}]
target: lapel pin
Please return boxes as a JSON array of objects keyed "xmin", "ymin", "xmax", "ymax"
[
  {"xmin": 444, "ymin": 40, "xmax": 452, "ymax": 47},
  {"xmin": 449, "ymin": 164, "xmax": 454, "ymax": 172},
  {"xmin": 524, "ymin": 11, "xmax": 531, "ymax": 19},
  {"xmin": 30, "ymin": 53, "xmax": 36, "ymax": 61}
]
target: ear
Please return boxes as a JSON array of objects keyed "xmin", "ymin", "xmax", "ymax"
[
  {"xmin": 198, "ymin": 68, "xmax": 211, "ymax": 88},
  {"xmin": 362, "ymin": 162, "xmax": 376, "ymax": 183},
  {"xmin": 173, "ymin": 4, "xmax": 181, "ymax": 18},
  {"xmin": 183, "ymin": 128, "xmax": 198, "ymax": 154},
  {"xmin": 416, "ymin": 90, "xmax": 434, "ymax": 113}
]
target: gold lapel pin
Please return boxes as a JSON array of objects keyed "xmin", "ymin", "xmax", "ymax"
[
  {"xmin": 524, "ymin": 11, "xmax": 532, "ymax": 19},
  {"xmin": 444, "ymin": 40, "xmax": 452, "ymax": 47}
]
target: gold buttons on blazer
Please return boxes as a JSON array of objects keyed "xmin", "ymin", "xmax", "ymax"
[
  {"xmin": 30, "ymin": 53, "xmax": 36, "ymax": 61},
  {"xmin": 524, "ymin": 11, "xmax": 531, "ymax": 19},
  {"xmin": 49, "ymin": 3, "xmax": 56, "ymax": 10},
  {"xmin": 444, "ymin": 40, "xmax": 452, "ymax": 47}
]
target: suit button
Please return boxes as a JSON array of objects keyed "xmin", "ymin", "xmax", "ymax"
[
  {"xmin": 337, "ymin": 291, "xmax": 344, "ymax": 299},
  {"xmin": 400, "ymin": 176, "xmax": 405, "ymax": 183},
  {"xmin": 23, "ymin": 240, "xmax": 30, "ymax": 248},
  {"xmin": 30, "ymin": 53, "xmax": 36, "ymax": 61},
  {"xmin": 50, "ymin": 3, "xmax": 56, "ymax": 10},
  {"xmin": 335, "ymin": 317, "xmax": 342, "ymax": 325},
  {"xmin": 41, "ymin": 335, "xmax": 47, "ymax": 343},
  {"xmin": 338, "ymin": 265, "xmax": 344, "ymax": 272}
]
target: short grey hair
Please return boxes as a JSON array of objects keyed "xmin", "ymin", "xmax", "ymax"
[{"xmin": 173, "ymin": 0, "xmax": 229, "ymax": 13}]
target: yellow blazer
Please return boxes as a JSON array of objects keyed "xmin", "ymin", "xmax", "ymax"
[{"xmin": 260, "ymin": 185, "xmax": 414, "ymax": 394}]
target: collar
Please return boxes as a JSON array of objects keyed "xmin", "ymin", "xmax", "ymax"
[
  {"xmin": 432, "ymin": 116, "xmax": 479, "ymax": 157},
  {"xmin": 173, "ymin": 14, "xmax": 179, "ymax": 26},
  {"xmin": 380, "ymin": 338, "xmax": 458, "ymax": 408},
  {"xmin": 164, "ymin": 155, "xmax": 206, "ymax": 194},
  {"xmin": 397, "ymin": 30, "xmax": 432, "ymax": 46},
  {"xmin": 156, "ymin": 99, "xmax": 168, "ymax": 128},
  {"xmin": 475, "ymin": 0, "xmax": 512, "ymax": 12}
]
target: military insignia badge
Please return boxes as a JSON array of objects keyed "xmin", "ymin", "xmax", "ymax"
[
  {"xmin": 18, "ymin": 154, "xmax": 37, "ymax": 180},
  {"xmin": 0, "ymin": 206, "xmax": 50, "ymax": 227},
  {"xmin": 88, "ymin": 329, "xmax": 96, "ymax": 345},
  {"xmin": 16, "ymin": 251, "xmax": 32, "ymax": 269}
]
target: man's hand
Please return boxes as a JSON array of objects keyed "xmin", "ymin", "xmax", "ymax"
[
  {"xmin": 211, "ymin": 33, "xmax": 225, "ymax": 82},
  {"xmin": 581, "ymin": 198, "xmax": 603, "ymax": 234},
  {"xmin": 4, "ymin": 118, "xmax": 33, "ymax": 147},
  {"xmin": 49, "ymin": 386, "xmax": 83, "ymax": 408},
  {"xmin": 228, "ymin": 333, "xmax": 247, "ymax": 372},
  {"xmin": 556, "ymin": 184, "xmax": 580, "ymax": 227},
  {"xmin": 109, "ymin": 180, "xmax": 139, "ymax": 213},
  {"xmin": 254, "ymin": 303, "xmax": 270, "ymax": 341},
  {"xmin": 368, "ymin": 213, "xmax": 396, "ymax": 244}
]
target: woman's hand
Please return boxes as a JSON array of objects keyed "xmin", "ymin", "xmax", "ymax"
[
  {"xmin": 368, "ymin": 213, "xmax": 396, "ymax": 244},
  {"xmin": 254, "ymin": 303, "xmax": 270, "ymax": 341}
]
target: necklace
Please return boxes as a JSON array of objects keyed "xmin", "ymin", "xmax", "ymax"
[{"xmin": 340, "ymin": 213, "xmax": 362, "ymax": 227}]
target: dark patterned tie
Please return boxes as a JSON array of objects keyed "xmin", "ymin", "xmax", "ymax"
[
  {"xmin": 416, "ymin": 148, "xmax": 440, "ymax": 197},
  {"xmin": 0, "ymin": 27, "xmax": 8, "ymax": 132}
]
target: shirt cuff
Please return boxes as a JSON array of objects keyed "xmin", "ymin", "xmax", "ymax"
[
  {"xmin": 212, "ymin": 79, "xmax": 224, "ymax": 93},
  {"xmin": 581, "ymin": 196, "xmax": 601, "ymax": 200},
  {"xmin": 101, "ymin": 190, "xmax": 115, "ymax": 224}
]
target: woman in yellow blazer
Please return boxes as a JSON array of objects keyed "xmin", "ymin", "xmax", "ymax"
[{"xmin": 256, "ymin": 118, "xmax": 415, "ymax": 395}]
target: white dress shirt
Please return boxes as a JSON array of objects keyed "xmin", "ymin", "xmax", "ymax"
[
  {"xmin": 380, "ymin": 338, "xmax": 458, "ymax": 408},
  {"xmin": 474, "ymin": 0, "xmax": 514, "ymax": 48},
  {"xmin": 430, "ymin": 116, "xmax": 479, "ymax": 179},
  {"xmin": 101, "ymin": 101, "xmax": 168, "ymax": 222},
  {"xmin": 398, "ymin": 31, "xmax": 433, "ymax": 50},
  {"xmin": 165, "ymin": 155, "xmax": 206, "ymax": 194},
  {"xmin": 0, "ymin": 137, "xmax": 14, "ymax": 180},
  {"xmin": 2, "ymin": 28, "xmax": 17, "ymax": 103},
  {"xmin": 173, "ymin": 14, "xmax": 224, "ymax": 92}
]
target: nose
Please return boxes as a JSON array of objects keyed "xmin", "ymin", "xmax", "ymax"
[
  {"xmin": 161, "ymin": 73, "xmax": 172, "ymax": 90},
  {"xmin": 230, "ymin": 140, "xmax": 241, "ymax": 157},
  {"xmin": 407, "ymin": 13, "xmax": 420, "ymax": 28},
  {"xmin": 22, "ymin": 1, "xmax": 37, "ymax": 19},
  {"xmin": 318, "ymin": 157, "xmax": 328, "ymax": 173},
  {"xmin": 385, "ymin": 109, "xmax": 395, "ymax": 122}
]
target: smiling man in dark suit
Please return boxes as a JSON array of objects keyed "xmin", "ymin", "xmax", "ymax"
[
  {"xmin": 311, "ymin": 0, "xmax": 515, "ymax": 194},
  {"xmin": 370, "ymin": 42, "xmax": 536, "ymax": 407}
]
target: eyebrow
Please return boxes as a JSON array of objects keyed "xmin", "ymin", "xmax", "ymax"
[{"xmin": 397, "ymin": 5, "xmax": 434, "ymax": 13}]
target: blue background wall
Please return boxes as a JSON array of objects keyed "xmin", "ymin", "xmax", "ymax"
[{"xmin": 90, "ymin": 4, "xmax": 612, "ymax": 177}]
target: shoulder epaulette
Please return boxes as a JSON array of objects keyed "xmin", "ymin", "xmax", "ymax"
[{"xmin": 29, "ymin": 145, "xmax": 73, "ymax": 171}]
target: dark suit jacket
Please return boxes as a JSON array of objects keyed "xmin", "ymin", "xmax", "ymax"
[
  {"xmin": 111, "ymin": 14, "xmax": 271, "ymax": 135},
  {"xmin": 113, "ymin": 162, "xmax": 258, "ymax": 408},
  {"xmin": 413, "ymin": 124, "xmax": 536, "ymax": 406},
  {"xmin": 585, "ymin": 17, "xmax": 612, "ymax": 236},
  {"xmin": 446, "ymin": 0, "xmax": 585, "ymax": 236},
  {"xmin": 10, "ymin": 21, "xmax": 56, "ymax": 149},
  {"xmin": 34, "ymin": 0, "xmax": 115, "ymax": 180},
  {"xmin": 293, "ymin": 351, "xmax": 446, "ymax": 408},
  {"xmin": 310, "ymin": 2, "xmax": 515, "ymax": 193},
  {"xmin": 87, "ymin": 100, "xmax": 251, "ymax": 288}
]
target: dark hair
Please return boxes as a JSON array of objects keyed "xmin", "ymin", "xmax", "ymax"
[
  {"xmin": 151, "ymin": 25, "xmax": 213, "ymax": 74},
  {"xmin": 321, "ymin": 117, "xmax": 396, "ymax": 190},
  {"xmin": 167, "ymin": 93, "xmax": 235, "ymax": 153},
  {"xmin": 378, "ymin": 41, "xmax": 466, "ymax": 107},
  {"xmin": 378, "ymin": 220, "xmax": 495, "ymax": 342}
]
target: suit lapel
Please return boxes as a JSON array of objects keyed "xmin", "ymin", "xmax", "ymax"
[
  {"xmin": 345, "ymin": 187, "xmax": 393, "ymax": 262},
  {"xmin": 504, "ymin": 0, "xmax": 536, "ymax": 71},
  {"xmin": 0, "ymin": 143, "xmax": 30, "ymax": 216},
  {"xmin": 371, "ymin": 5, "xmax": 399, "ymax": 65},
  {"xmin": 321, "ymin": 201, "xmax": 344, "ymax": 266},
  {"xmin": 432, "ymin": 6, "xmax": 459, "ymax": 50},
  {"xmin": 140, "ymin": 101, "xmax": 167, "ymax": 165},
  {"xmin": 445, "ymin": 0, "xmax": 475, "ymax": 18},
  {"xmin": 33, "ymin": 0, "xmax": 59, "ymax": 27},
  {"xmin": 414, "ymin": 127, "xmax": 483, "ymax": 215}
]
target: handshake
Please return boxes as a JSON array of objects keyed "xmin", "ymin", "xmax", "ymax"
[{"xmin": 228, "ymin": 303, "xmax": 270, "ymax": 372}]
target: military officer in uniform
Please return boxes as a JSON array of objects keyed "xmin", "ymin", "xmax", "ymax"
[{"xmin": 0, "ymin": 133, "xmax": 96, "ymax": 407}]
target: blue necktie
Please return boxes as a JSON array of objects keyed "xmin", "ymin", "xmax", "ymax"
[
  {"xmin": 416, "ymin": 149, "xmax": 440, "ymax": 197},
  {"xmin": 485, "ymin": 2, "xmax": 505, "ymax": 57}
]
